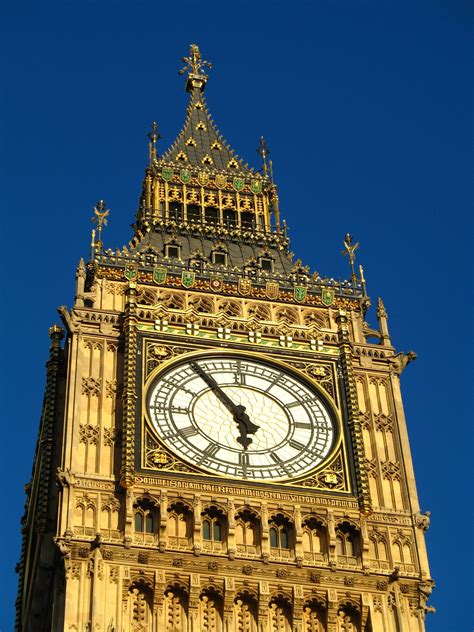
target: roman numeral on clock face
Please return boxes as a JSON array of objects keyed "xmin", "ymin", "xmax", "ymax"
[
  {"xmin": 180, "ymin": 426, "xmax": 198, "ymax": 438},
  {"xmin": 289, "ymin": 439, "xmax": 305, "ymax": 451},
  {"xmin": 203, "ymin": 444, "xmax": 219, "ymax": 458},
  {"xmin": 239, "ymin": 452, "xmax": 250, "ymax": 467}
]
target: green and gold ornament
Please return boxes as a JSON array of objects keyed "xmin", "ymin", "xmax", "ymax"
[
  {"xmin": 251, "ymin": 179, "xmax": 262, "ymax": 194},
  {"xmin": 321, "ymin": 287, "xmax": 335, "ymax": 306},
  {"xmin": 124, "ymin": 262, "xmax": 138, "ymax": 281},
  {"xmin": 294, "ymin": 285, "xmax": 307, "ymax": 303},
  {"xmin": 180, "ymin": 168, "xmax": 191, "ymax": 184},
  {"xmin": 161, "ymin": 167, "xmax": 173, "ymax": 181},
  {"xmin": 181, "ymin": 270, "xmax": 195, "ymax": 288},
  {"xmin": 153, "ymin": 266, "xmax": 167, "ymax": 285},
  {"xmin": 232, "ymin": 177, "xmax": 244, "ymax": 192}
]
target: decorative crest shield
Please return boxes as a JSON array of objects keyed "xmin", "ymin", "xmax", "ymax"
[
  {"xmin": 161, "ymin": 167, "xmax": 173, "ymax": 181},
  {"xmin": 215, "ymin": 174, "xmax": 227, "ymax": 189},
  {"xmin": 238, "ymin": 277, "xmax": 252, "ymax": 296},
  {"xmin": 266, "ymin": 281, "xmax": 279, "ymax": 300},
  {"xmin": 250, "ymin": 179, "xmax": 262, "ymax": 194},
  {"xmin": 294, "ymin": 285, "xmax": 307, "ymax": 303},
  {"xmin": 181, "ymin": 270, "xmax": 195, "ymax": 288},
  {"xmin": 198, "ymin": 171, "xmax": 209, "ymax": 186},
  {"xmin": 180, "ymin": 168, "xmax": 191, "ymax": 184},
  {"xmin": 209, "ymin": 275, "xmax": 223, "ymax": 292},
  {"xmin": 153, "ymin": 266, "xmax": 167, "ymax": 285},
  {"xmin": 124, "ymin": 262, "xmax": 138, "ymax": 281},
  {"xmin": 321, "ymin": 287, "xmax": 335, "ymax": 306},
  {"xmin": 233, "ymin": 177, "xmax": 244, "ymax": 192}
]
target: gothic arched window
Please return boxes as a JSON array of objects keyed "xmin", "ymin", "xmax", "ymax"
[
  {"xmin": 302, "ymin": 518, "xmax": 327, "ymax": 562},
  {"xmin": 167, "ymin": 501, "xmax": 192, "ymax": 549},
  {"xmin": 201, "ymin": 506, "xmax": 226, "ymax": 552},
  {"xmin": 269, "ymin": 514, "xmax": 293, "ymax": 558},
  {"xmin": 335, "ymin": 522, "xmax": 360, "ymax": 566},
  {"xmin": 133, "ymin": 498, "xmax": 158, "ymax": 543},
  {"xmin": 235, "ymin": 509, "xmax": 260, "ymax": 556}
]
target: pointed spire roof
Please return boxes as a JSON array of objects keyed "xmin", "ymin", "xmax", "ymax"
[{"xmin": 161, "ymin": 44, "xmax": 252, "ymax": 174}]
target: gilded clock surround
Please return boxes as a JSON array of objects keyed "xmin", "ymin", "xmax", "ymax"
[
  {"xmin": 16, "ymin": 45, "xmax": 434, "ymax": 632},
  {"xmin": 140, "ymin": 346, "xmax": 348, "ymax": 490}
]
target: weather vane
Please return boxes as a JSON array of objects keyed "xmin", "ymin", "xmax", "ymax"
[
  {"xmin": 342, "ymin": 233, "xmax": 359, "ymax": 283},
  {"xmin": 147, "ymin": 121, "xmax": 161, "ymax": 162},
  {"xmin": 257, "ymin": 136, "xmax": 270, "ymax": 177},
  {"xmin": 91, "ymin": 200, "xmax": 110, "ymax": 256},
  {"xmin": 179, "ymin": 44, "xmax": 212, "ymax": 78}
]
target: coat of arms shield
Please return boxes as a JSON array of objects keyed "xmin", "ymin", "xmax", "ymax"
[
  {"xmin": 198, "ymin": 171, "xmax": 209, "ymax": 186},
  {"xmin": 209, "ymin": 275, "xmax": 223, "ymax": 292},
  {"xmin": 266, "ymin": 281, "xmax": 279, "ymax": 299},
  {"xmin": 233, "ymin": 177, "xmax": 244, "ymax": 192},
  {"xmin": 181, "ymin": 270, "xmax": 195, "ymax": 288},
  {"xmin": 238, "ymin": 277, "xmax": 252, "ymax": 296},
  {"xmin": 161, "ymin": 167, "xmax": 173, "ymax": 181},
  {"xmin": 124, "ymin": 263, "xmax": 138, "ymax": 281},
  {"xmin": 250, "ymin": 179, "xmax": 262, "ymax": 194},
  {"xmin": 153, "ymin": 266, "xmax": 167, "ymax": 285},
  {"xmin": 180, "ymin": 168, "xmax": 191, "ymax": 184},
  {"xmin": 215, "ymin": 174, "xmax": 227, "ymax": 189},
  {"xmin": 321, "ymin": 287, "xmax": 335, "ymax": 306},
  {"xmin": 294, "ymin": 285, "xmax": 307, "ymax": 303}
]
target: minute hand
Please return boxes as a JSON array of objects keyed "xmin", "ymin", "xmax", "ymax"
[{"xmin": 190, "ymin": 363, "xmax": 259, "ymax": 447}]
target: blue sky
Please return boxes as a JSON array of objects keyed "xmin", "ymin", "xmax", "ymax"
[{"xmin": 0, "ymin": 1, "xmax": 472, "ymax": 630}]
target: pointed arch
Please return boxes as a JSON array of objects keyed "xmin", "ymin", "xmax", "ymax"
[{"xmin": 233, "ymin": 590, "xmax": 258, "ymax": 632}]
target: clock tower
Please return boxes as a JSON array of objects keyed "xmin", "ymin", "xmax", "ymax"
[{"xmin": 16, "ymin": 45, "xmax": 434, "ymax": 631}]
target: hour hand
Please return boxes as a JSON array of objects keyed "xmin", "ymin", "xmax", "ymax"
[{"xmin": 190, "ymin": 362, "xmax": 259, "ymax": 448}]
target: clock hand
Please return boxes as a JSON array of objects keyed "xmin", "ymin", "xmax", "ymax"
[{"xmin": 190, "ymin": 362, "xmax": 259, "ymax": 449}]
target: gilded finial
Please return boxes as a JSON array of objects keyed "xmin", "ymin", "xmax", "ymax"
[
  {"xmin": 257, "ymin": 136, "xmax": 270, "ymax": 177},
  {"xmin": 147, "ymin": 121, "xmax": 161, "ymax": 163},
  {"xmin": 342, "ymin": 233, "xmax": 359, "ymax": 283},
  {"xmin": 91, "ymin": 200, "xmax": 110, "ymax": 256},
  {"xmin": 179, "ymin": 44, "xmax": 212, "ymax": 93}
]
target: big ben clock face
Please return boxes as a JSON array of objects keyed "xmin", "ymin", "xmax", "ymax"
[{"xmin": 146, "ymin": 355, "xmax": 337, "ymax": 482}]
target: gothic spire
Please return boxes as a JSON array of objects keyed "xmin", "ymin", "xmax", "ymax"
[{"xmin": 161, "ymin": 44, "xmax": 251, "ymax": 173}]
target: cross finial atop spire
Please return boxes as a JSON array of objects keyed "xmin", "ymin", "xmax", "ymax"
[
  {"xmin": 179, "ymin": 44, "xmax": 212, "ymax": 93},
  {"xmin": 257, "ymin": 136, "xmax": 270, "ymax": 177}
]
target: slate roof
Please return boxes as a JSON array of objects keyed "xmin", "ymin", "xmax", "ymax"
[
  {"xmin": 133, "ymin": 229, "xmax": 295, "ymax": 276},
  {"xmin": 160, "ymin": 85, "xmax": 252, "ymax": 174}
]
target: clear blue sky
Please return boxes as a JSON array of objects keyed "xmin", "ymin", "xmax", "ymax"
[{"xmin": 0, "ymin": 1, "xmax": 471, "ymax": 630}]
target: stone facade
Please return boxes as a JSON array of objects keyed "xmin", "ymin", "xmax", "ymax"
[{"xmin": 16, "ymin": 45, "xmax": 433, "ymax": 631}]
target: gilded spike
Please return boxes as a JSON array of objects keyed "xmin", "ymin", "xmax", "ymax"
[
  {"xmin": 342, "ymin": 233, "xmax": 359, "ymax": 283},
  {"xmin": 257, "ymin": 136, "xmax": 270, "ymax": 177},
  {"xmin": 147, "ymin": 121, "xmax": 161, "ymax": 162}
]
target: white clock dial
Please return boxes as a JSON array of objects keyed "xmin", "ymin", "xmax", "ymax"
[{"xmin": 146, "ymin": 355, "xmax": 336, "ymax": 481}]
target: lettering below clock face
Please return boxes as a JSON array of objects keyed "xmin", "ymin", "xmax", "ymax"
[{"xmin": 147, "ymin": 356, "xmax": 336, "ymax": 482}]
